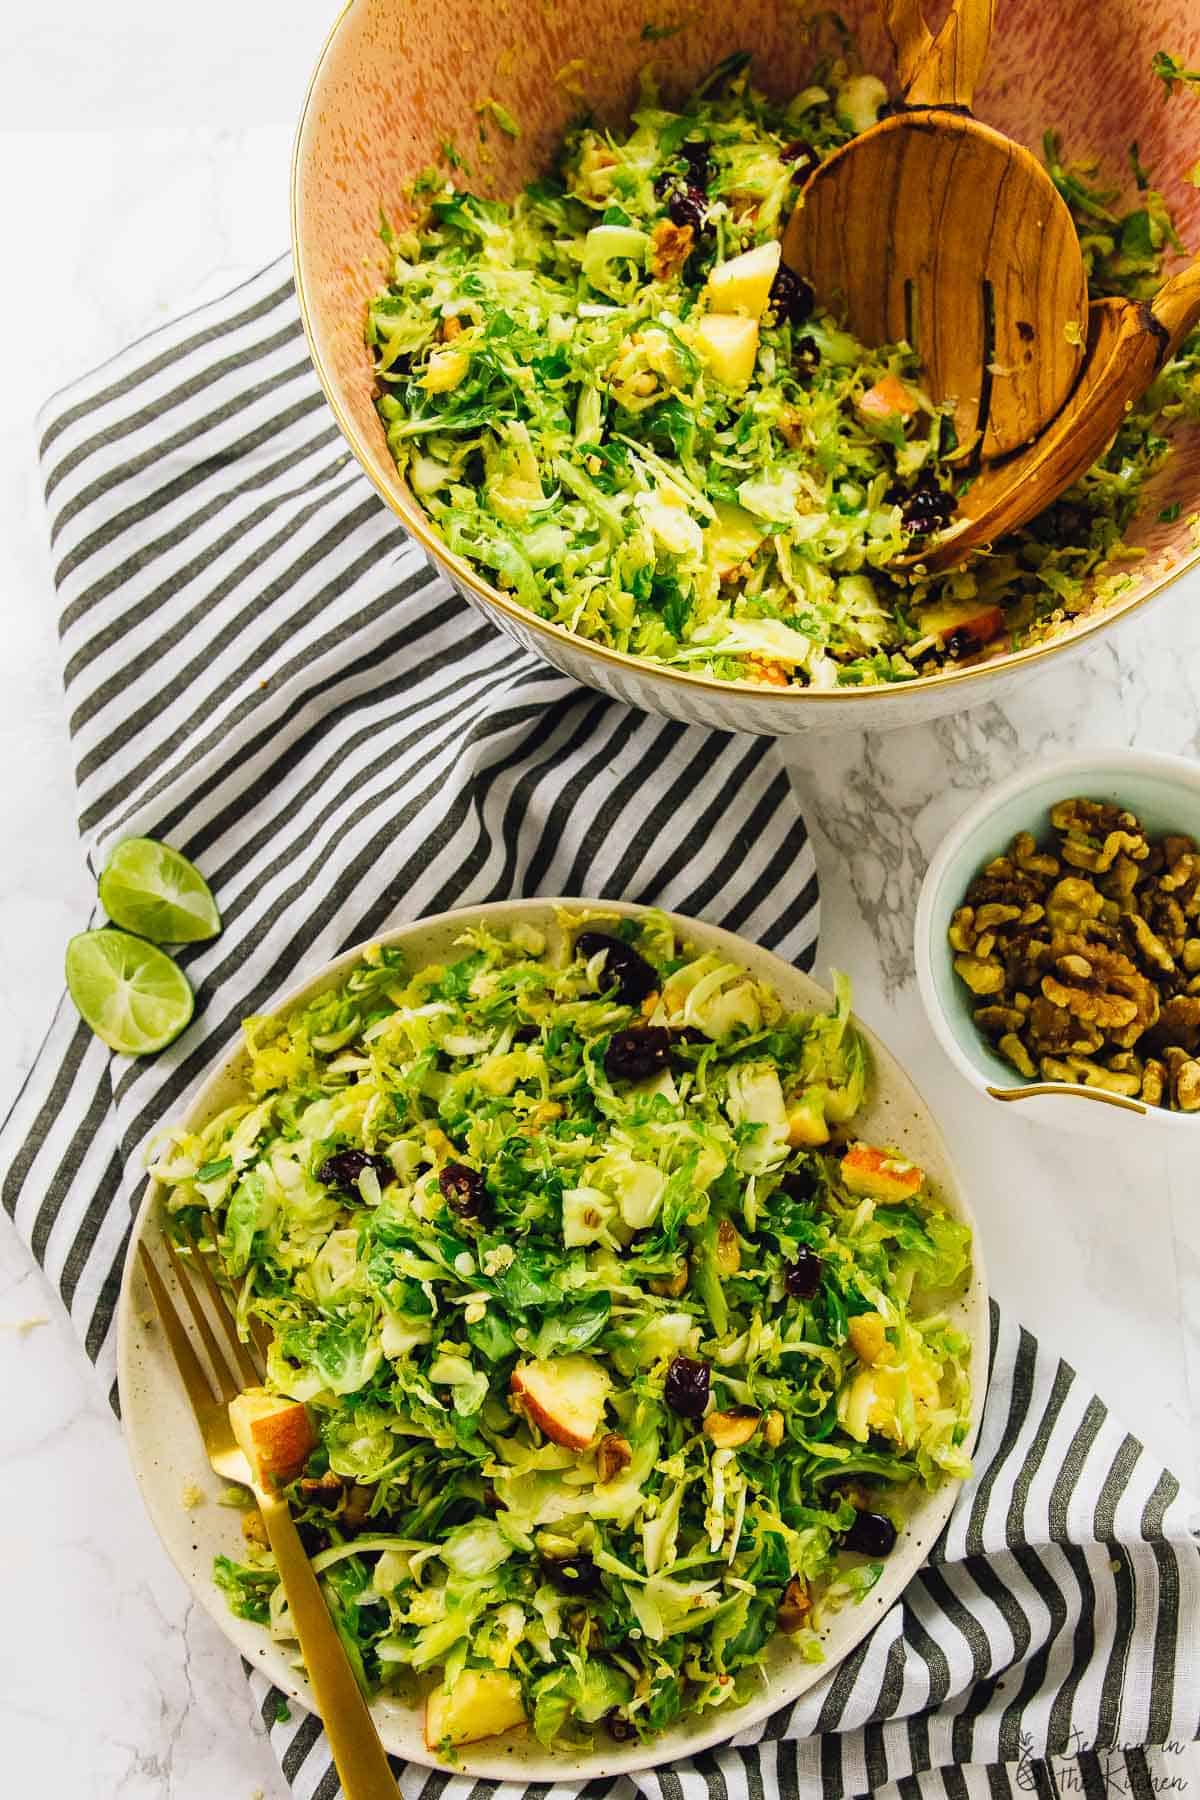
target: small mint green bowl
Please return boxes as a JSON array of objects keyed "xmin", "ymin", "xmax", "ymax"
[{"xmin": 915, "ymin": 749, "xmax": 1200, "ymax": 1137}]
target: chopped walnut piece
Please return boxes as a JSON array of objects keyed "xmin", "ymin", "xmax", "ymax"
[
  {"xmin": 1125, "ymin": 911, "xmax": 1175, "ymax": 972},
  {"xmin": 1049, "ymin": 797, "xmax": 1136, "ymax": 838},
  {"xmin": 1041, "ymin": 971, "xmax": 1138, "ymax": 1031},
  {"xmin": 999, "ymin": 1032, "xmax": 1036, "ymax": 1077},
  {"xmin": 649, "ymin": 1258, "xmax": 689, "ymax": 1297},
  {"xmin": 1146, "ymin": 891, "xmax": 1187, "ymax": 957},
  {"xmin": 1011, "ymin": 832, "xmax": 1059, "ymax": 878},
  {"xmin": 948, "ymin": 907, "xmax": 977, "ymax": 953},
  {"xmin": 649, "ymin": 218, "xmax": 695, "ymax": 280},
  {"xmin": 777, "ymin": 1576, "xmax": 811, "ymax": 1633},
  {"xmin": 953, "ymin": 954, "xmax": 1005, "ymax": 995},
  {"xmin": 1044, "ymin": 877, "xmax": 1105, "ymax": 934},
  {"xmin": 1141, "ymin": 1059, "xmax": 1167, "ymax": 1107},
  {"xmin": 1026, "ymin": 995, "xmax": 1076, "ymax": 1054},
  {"xmin": 1147, "ymin": 995, "xmax": 1200, "ymax": 1055},
  {"xmin": 975, "ymin": 902, "xmax": 1022, "ymax": 932},
  {"xmin": 1160, "ymin": 849, "xmax": 1200, "ymax": 914},
  {"xmin": 1040, "ymin": 1055, "xmax": 1142, "ymax": 1097},
  {"xmin": 1176, "ymin": 1060, "xmax": 1200, "ymax": 1111},
  {"xmin": 965, "ymin": 869, "xmax": 1044, "ymax": 910},
  {"xmin": 974, "ymin": 1004, "xmax": 1025, "ymax": 1036},
  {"xmin": 776, "ymin": 406, "xmax": 804, "ymax": 448},
  {"xmin": 596, "ymin": 1433, "xmax": 633, "ymax": 1484},
  {"xmin": 1061, "ymin": 829, "xmax": 1149, "ymax": 875}
]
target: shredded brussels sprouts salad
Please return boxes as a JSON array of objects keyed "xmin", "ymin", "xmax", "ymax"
[
  {"xmin": 151, "ymin": 910, "xmax": 973, "ymax": 1752},
  {"xmin": 366, "ymin": 43, "xmax": 1200, "ymax": 691}
]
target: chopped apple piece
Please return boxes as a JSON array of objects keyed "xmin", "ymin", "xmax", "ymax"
[
  {"xmin": 857, "ymin": 373, "xmax": 919, "ymax": 421},
  {"xmin": 229, "ymin": 1389, "xmax": 316, "ymax": 1488},
  {"xmin": 705, "ymin": 241, "xmax": 782, "ymax": 320},
  {"xmin": 841, "ymin": 1144, "xmax": 924, "ymax": 1203},
  {"xmin": 693, "ymin": 314, "xmax": 760, "ymax": 389},
  {"xmin": 786, "ymin": 1092, "xmax": 830, "ymax": 1147},
  {"xmin": 915, "ymin": 598, "xmax": 1005, "ymax": 648},
  {"xmin": 511, "ymin": 1355, "xmax": 611, "ymax": 1450},
  {"xmin": 424, "ymin": 1669, "xmax": 527, "ymax": 1749}
]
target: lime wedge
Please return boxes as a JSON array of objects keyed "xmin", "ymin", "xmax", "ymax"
[
  {"xmin": 65, "ymin": 929, "xmax": 195, "ymax": 1054},
  {"xmin": 98, "ymin": 837, "xmax": 221, "ymax": 944}
]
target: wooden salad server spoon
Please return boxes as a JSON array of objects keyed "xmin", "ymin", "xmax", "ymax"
[
  {"xmin": 782, "ymin": 0, "xmax": 1090, "ymax": 463},
  {"xmin": 895, "ymin": 259, "xmax": 1200, "ymax": 571}
]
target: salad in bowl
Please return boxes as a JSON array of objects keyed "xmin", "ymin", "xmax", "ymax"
[{"xmin": 124, "ymin": 904, "xmax": 982, "ymax": 1771}]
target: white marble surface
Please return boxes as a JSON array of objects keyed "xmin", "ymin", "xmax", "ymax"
[{"xmin": 0, "ymin": 8, "xmax": 1197, "ymax": 1797}]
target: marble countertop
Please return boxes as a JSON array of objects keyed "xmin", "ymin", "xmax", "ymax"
[{"xmin": 1, "ymin": 8, "xmax": 1197, "ymax": 1795}]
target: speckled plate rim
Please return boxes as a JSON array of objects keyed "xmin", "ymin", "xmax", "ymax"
[
  {"xmin": 288, "ymin": 0, "xmax": 1200, "ymax": 716},
  {"xmin": 117, "ymin": 898, "xmax": 989, "ymax": 1780}
]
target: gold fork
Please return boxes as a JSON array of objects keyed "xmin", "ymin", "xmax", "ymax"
[{"xmin": 139, "ymin": 1231, "xmax": 398, "ymax": 1799}]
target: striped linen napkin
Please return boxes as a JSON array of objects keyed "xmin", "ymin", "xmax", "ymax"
[{"xmin": 3, "ymin": 256, "xmax": 1196, "ymax": 1800}]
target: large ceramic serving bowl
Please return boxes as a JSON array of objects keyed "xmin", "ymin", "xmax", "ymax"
[
  {"xmin": 291, "ymin": 0, "xmax": 1200, "ymax": 736},
  {"xmin": 118, "ymin": 899, "xmax": 988, "ymax": 1778}
]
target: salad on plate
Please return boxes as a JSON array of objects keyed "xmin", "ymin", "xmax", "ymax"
[{"xmin": 150, "ymin": 909, "xmax": 973, "ymax": 1752}]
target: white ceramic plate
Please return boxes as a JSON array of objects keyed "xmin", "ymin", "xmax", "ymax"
[{"xmin": 117, "ymin": 899, "xmax": 989, "ymax": 1779}]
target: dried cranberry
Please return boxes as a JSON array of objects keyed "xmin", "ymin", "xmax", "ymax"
[
  {"xmin": 668, "ymin": 185, "xmax": 708, "ymax": 234},
  {"xmin": 780, "ymin": 141, "xmax": 819, "ymax": 183},
  {"xmin": 296, "ymin": 1521, "xmax": 332, "ymax": 1555},
  {"xmin": 544, "ymin": 1553, "xmax": 602, "ymax": 1596},
  {"xmin": 664, "ymin": 1355, "xmax": 711, "ymax": 1419},
  {"xmin": 778, "ymin": 1166, "xmax": 817, "ymax": 1204},
  {"xmin": 605, "ymin": 1026, "xmax": 672, "ymax": 1082},
  {"xmin": 943, "ymin": 629, "xmax": 976, "ymax": 659},
  {"xmin": 574, "ymin": 932, "xmax": 659, "ymax": 1005},
  {"xmin": 317, "ymin": 1149, "xmax": 393, "ymax": 1194},
  {"xmin": 439, "ymin": 1162, "xmax": 488, "ymax": 1219},
  {"xmin": 512, "ymin": 1023, "xmax": 539, "ymax": 1043},
  {"xmin": 785, "ymin": 1248, "xmax": 823, "ymax": 1299},
  {"xmin": 670, "ymin": 1025, "xmax": 709, "ymax": 1047},
  {"xmin": 842, "ymin": 1510, "xmax": 897, "ymax": 1556},
  {"xmin": 895, "ymin": 475, "xmax": 956, "ymax": 537},
  {"xmin": 770, "ymin": 265, "xmax": 814, "ymax": 326},
  {"xmin": 606, "ymin": 1710, "xmax": 636, "ymax": 1742},
  {"xmin": 680, "ymin": 139, "xmax": 712, "ymax": 189}
]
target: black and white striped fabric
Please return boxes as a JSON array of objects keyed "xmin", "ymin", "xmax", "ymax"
[{"xmin": 3, "ymin": 257, "xmax": 1196, "ymax": 1800}]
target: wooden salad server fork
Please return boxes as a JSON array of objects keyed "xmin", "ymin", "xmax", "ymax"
[
  {"xmin": 139, "ymin": 1232, "xmax": 399, "ymax": 1800},
  {"xmin": 896, "ymin": 258, "xmax": 1200, "ymax": 570},
  {"xmin": 783, "ymin": 0, "xmax": 1089, "ymax": 463}
]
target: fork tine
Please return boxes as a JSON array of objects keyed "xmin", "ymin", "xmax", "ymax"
[
  {"xmin": 162, "ymin": 1232, "xmax": 242, "ymax": 1403},
  {"xmin": 191, "ymin": 1220, "xmax": 272, "ymax": 1373},
  {"xmin": 139, "ymin": 1244, "xmax": 218, "ymax": 1417},
  {"xmin": 179, "ymin": 1222, "xmax": 261, "ymax": 1390}
]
